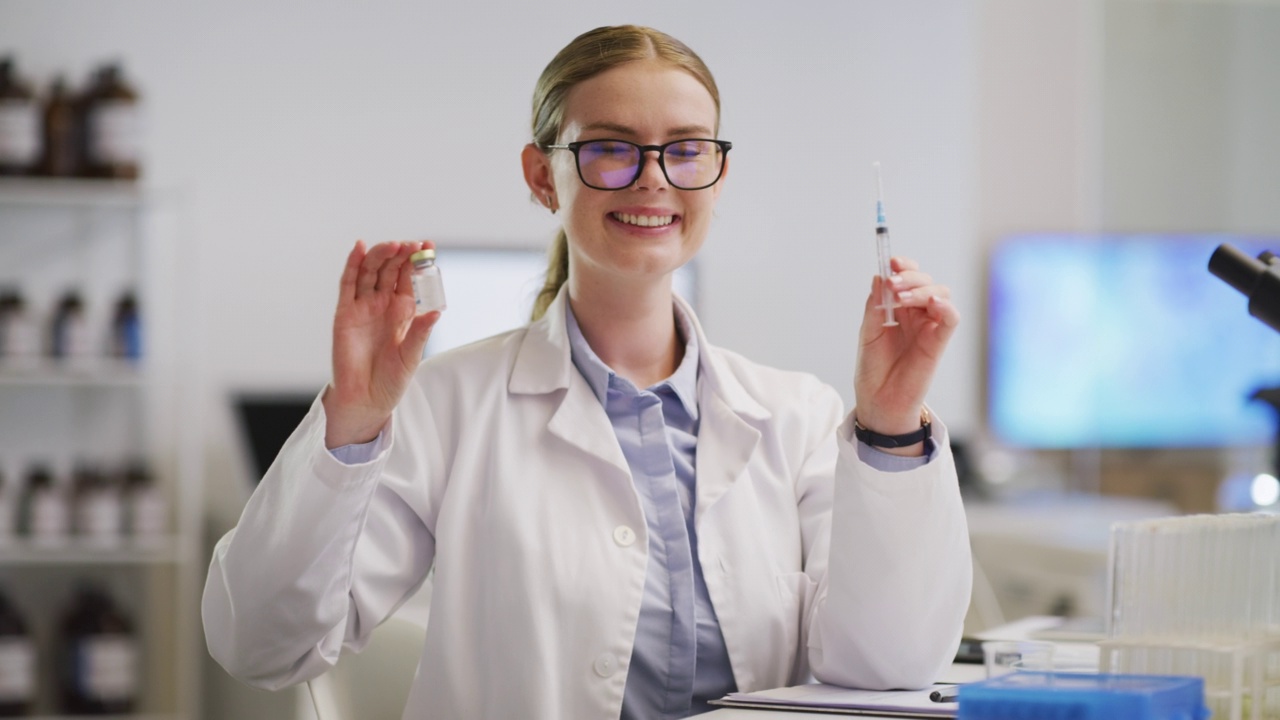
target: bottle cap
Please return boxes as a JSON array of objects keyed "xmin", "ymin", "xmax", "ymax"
[{"xmin": 410, "ymin": 248, "xmax": 435, "ymax": 263}]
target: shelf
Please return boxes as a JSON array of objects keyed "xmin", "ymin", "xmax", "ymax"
[
  {"xmin": 0, "ymin": 178, "xmax": 144, "ymax": 209},
  {"xmin": 22, "ymin": 715, "xmax": 179, "ymax": 720},
  {"xmin": 0, "ymin": 537, "xmax": 182, "ymax": 565},
  {"xmin": 0, "ymin": 361, "xmax": 145, "ymax": 387}
]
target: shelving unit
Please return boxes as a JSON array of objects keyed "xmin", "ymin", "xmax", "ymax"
[{"xmin": 0, "ymin": 178, "xmax": 200, "ymax": 719}]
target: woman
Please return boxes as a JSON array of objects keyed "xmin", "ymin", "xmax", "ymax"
[{"xmin": 204, "ymin": 25, "xmax": 971, "ymax": 719}]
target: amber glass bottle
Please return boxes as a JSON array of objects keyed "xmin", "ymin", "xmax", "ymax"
[
  {"xmin": 0, "ymin": 587, "xmax": 36, "ymax": 716},
  {"xmin": 83, "ymin": 64, "xmax": 140, "ymax": 180},
  {"xmin": 40, "ymin": 76, "xmax": 80, "ymax": 177},
  {"xmin": 0, "ymin": 57, "xmax": 41, "ymax": 176},
  {"xmin": 59, "ymin": 586, "xmax": 138, "ymax": 714}
]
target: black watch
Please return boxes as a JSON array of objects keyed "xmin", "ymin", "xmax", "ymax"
[{"xmin": 854, "ymin": 409, "xmax": 932, "ymax": 449}]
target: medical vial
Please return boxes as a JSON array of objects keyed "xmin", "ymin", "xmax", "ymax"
[{"xmin": 410, "ymin": 249, "xmax": 446, "ymax": 315}]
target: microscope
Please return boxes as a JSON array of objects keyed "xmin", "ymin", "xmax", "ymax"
[{"xmin": 1210, "ymin": 243, "xmax": 1280, "ymax": 500}]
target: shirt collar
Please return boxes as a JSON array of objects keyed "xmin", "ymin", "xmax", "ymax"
[{"xmin": 565, "ymin": 298, "xmax": 700, "ymax": 419}]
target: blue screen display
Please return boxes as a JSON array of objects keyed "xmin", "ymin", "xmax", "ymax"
[{"xmin": 988, "ymin": 234, "xmax": 1280, "ymax": 448}]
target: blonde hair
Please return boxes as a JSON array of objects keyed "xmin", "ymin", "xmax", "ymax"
[{"xmin": 529, "ymin": 25, "xmax": 721, "ymax": 321}]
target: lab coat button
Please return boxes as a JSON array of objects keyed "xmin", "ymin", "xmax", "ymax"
[
  {"xmin": 593, "ymin": 652, "xmax": 617, "ymax": 678},
  {"xmin": 613, "ymin": 525, "xmax": 636, "ymax": 547}
]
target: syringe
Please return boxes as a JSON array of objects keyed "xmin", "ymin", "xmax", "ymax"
[{"xmin": 873, "ymin": 162, "xmax": 899, "ymax": 327}]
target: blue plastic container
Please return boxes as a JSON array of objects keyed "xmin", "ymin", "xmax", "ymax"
[{"xmin": 957, "ymin": 672, "xmax": 1209, "ymax": 720}]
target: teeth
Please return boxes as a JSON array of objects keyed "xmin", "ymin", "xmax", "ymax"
[{"xmin": 613, "ymin": 212, "xmax": 674, "ymax": 228}]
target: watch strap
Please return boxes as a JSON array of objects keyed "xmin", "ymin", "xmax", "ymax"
[{"xmin": 854, "ymin": 409, "xmax": 932, "ymax": 449}]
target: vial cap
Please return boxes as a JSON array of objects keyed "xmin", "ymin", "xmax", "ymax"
[{"xmin": 409, "ymin": 248, "xmax": 435, "ymax": 263}]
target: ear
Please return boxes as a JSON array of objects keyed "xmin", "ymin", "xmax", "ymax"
[
  {"xmin": 521, "ymin": 143, "xmax": 555, "ymax": 208},
  {"xmin": 711, "ymin": 152, "xmax": 730, "ymax": 201}
]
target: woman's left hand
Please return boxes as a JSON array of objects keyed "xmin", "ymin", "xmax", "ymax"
[{"xmin": 853, "ymin": 257, "xmax": 960, "ymax": 455}]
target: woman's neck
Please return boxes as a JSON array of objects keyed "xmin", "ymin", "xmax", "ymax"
[{"xmin": 568, "ymin": 274, "xmax": 682, "ymax": 389}]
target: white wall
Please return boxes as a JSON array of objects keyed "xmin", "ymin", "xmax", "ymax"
[
  {"xmin": 0, "ymin": 0, "xmax": 983, "ymax": 530},
  {"xmin": 1103, "ymin": 1, "xmax": 1280, "ymax": 235}
]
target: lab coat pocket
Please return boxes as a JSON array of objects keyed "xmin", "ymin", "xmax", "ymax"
[{"xmin": 774, "ymin": 571, "xmax": 817, "ymax": 682}]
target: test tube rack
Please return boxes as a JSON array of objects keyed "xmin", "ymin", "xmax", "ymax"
[{"xmin": 1104, "ymin": 513, "xmax": 1280, "ymax": 720}]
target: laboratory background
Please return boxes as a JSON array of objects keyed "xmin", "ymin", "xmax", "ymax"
[{"xmin": 0, "ymin": 0, "xmax": 1278, "ymax": 718}]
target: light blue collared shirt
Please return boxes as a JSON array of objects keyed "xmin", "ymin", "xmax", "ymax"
[{"xmin": 565, "ymin": 301, "xmax": 734, "ymax": 718}]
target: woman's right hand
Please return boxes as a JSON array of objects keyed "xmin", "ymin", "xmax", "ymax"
[{"xmin": 322, "ymin": 240, "xmax": 441, "ymax": 449}]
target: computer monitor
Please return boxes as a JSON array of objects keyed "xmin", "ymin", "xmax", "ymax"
[
  {"xmin": 424, "ymin": 247, "xmax": 697, "ymax": 356},
  {"xmin": 233, "ymin": 393, "xmax": 316, "ymax": 482},
  {"xmin": 987, "ymin": 234, "xmax": 1280, "ymax": 448}
]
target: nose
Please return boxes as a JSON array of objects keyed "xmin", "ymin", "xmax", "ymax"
[{"xmin": 633, "ymin": 148, "xmax": 669, "ymax": 191}]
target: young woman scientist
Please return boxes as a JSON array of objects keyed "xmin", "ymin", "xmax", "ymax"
[{"xmin": 203, "ymin": 25, "xmax": 971, "ymax": 720}]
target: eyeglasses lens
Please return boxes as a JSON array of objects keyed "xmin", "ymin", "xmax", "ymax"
[
  {"xmin": 577, "ymin": 141, "xmax": 638, "ymax": 189},
  {"xmin": 577, "ymin": 140, "xmax": 722, "ymax": 190},
  {"xmin": 664, "ymin": 140, "xmax": 720, "ymax": 189}
]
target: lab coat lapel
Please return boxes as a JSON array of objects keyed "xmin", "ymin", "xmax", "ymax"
[
  {"xmin": 676, "ymin": 295, "xmax": 768, "ymax": 528},
  {"xmin": 509, "ymin": 287, "xmax": 631, "ymax": 479},
  {"xmin": 547, "ymin": 379, "xmax": 631, "ymax": 479},
  {"xmin": 694, "ymin": 388, "xmax": 761, "ymax": 528}
]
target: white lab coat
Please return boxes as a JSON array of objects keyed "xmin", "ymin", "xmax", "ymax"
[{"xmin": 203, "ymin": 289, "xmax": 972, "ymax": 719}]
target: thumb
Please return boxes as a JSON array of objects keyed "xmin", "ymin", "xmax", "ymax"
[{"xmin": 401, "ymin": 311, "xmax": 441, "ymax": 367}]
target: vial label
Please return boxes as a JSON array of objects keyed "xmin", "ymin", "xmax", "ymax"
[
  {"xmin": 128, "ymin": 489, "xmax": 167, "ymax": 540},
  {"xmin": 88, "ymin": 101, "xmax": 141, "ymax": 165},
  {"xmin": 412, "ymin": 267, "xmax": 447, "ymax": 314},
  {"xmin": 76, "ymin": 635, "xmax": 138, "ymax": 701},
  {"xmin": 0, "ymin": 638, "xmax": 35, "ymax": 701},
  {"xmin": 30, "ymin": 490, "xmax": 70, "ymax": 544},
  {"xmin": 0, "ymin": 99, "xmax": 41, "ymax": 165},
  {"xmin": 0, "ymin": 315, "xmax": 39, "ymax": 363},
  {"xmin": 53, "ymin": 314, "xmax": 93, "ymax": 359},
  {"xmin": 76, "ymin": 491, "xmax": 124, "ymax": 546}
]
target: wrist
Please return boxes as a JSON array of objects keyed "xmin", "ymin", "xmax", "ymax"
[
  {"xmin": 321, "ymin": 386, "xmax": 389, "ymax": 449},
  {"xmin": 853, "ymin": 407, "xmax": 932, "ymax": 457},
  {"xmin": 852, "ymin": 404, "xmax": 926, "ymax": 437}
]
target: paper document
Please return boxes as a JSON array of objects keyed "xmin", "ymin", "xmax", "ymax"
[{"xmin": 710, "ymin": 683, "xmax": 957, "ymax": 717}]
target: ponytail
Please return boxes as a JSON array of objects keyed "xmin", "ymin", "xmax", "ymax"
[{"xmin": 531, "ymin": 229, "xmax": 569, "ymax": 321}]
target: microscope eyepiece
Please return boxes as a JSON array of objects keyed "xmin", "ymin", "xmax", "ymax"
[
  {"xmin": 1210, "ymin": 242, "xmax": 1280, "ymax": 334},
  {"xmin": 1209, "ymin": 243, "xmax": 1266, "ymax": 295}
]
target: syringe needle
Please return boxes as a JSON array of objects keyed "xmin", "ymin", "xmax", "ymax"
[{"xmin": 873, "ymin": 162, "xmax": 899, "ymax": 327}]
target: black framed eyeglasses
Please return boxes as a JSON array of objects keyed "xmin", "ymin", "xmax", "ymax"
[{"xmin": 541, "ymin": 138, "xmax": 732, "ymax": 191}]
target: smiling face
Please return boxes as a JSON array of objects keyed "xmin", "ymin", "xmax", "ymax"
[{"xmin": 531, "ymin": 58, "xmax": 726, "ymax": 294}]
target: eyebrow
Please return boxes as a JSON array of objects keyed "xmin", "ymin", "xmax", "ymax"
[{"xmin": 580, "ymin": 121, "xmax": 715, "ymax": 138}]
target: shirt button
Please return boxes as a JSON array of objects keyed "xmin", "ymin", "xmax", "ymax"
[
  {"xmin": 593, "ymin": 652, "xmax": 617, "ymax": 678},
  {"xmin": 613, "ymin": 525, "xmax": 636, "ymax": 547}
]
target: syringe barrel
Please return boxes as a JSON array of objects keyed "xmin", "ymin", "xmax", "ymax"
[{"xmin": 876, "ymin": 227, "xmax": 893, "ymax": 276}]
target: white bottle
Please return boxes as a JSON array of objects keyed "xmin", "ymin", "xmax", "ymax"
[
  {"xmin": 123, "ymin": 464, "xmax": 166, "ymax": 543},
  {"xmin": 410, "ymin": 249, "xmax": 446, "ymax": 315},
  {"xmin": 73, "ymin": 467, "xmax": 123, "ymax": 548},
  {"xmin": 0, "ymin": 291, "xmax": 38, "ymax": 369},
  {"xmin": 22, "ymin": 466, "xmax": 69, "ymax": 547}
]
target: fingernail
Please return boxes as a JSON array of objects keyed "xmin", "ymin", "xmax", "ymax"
[
  {"xmin": 888, "ymin": 274, "xmax": 904, "ymax": 287},
  {"xmin": 897, "ymin": 290, "xmax": 914, "ymax": 301}
]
